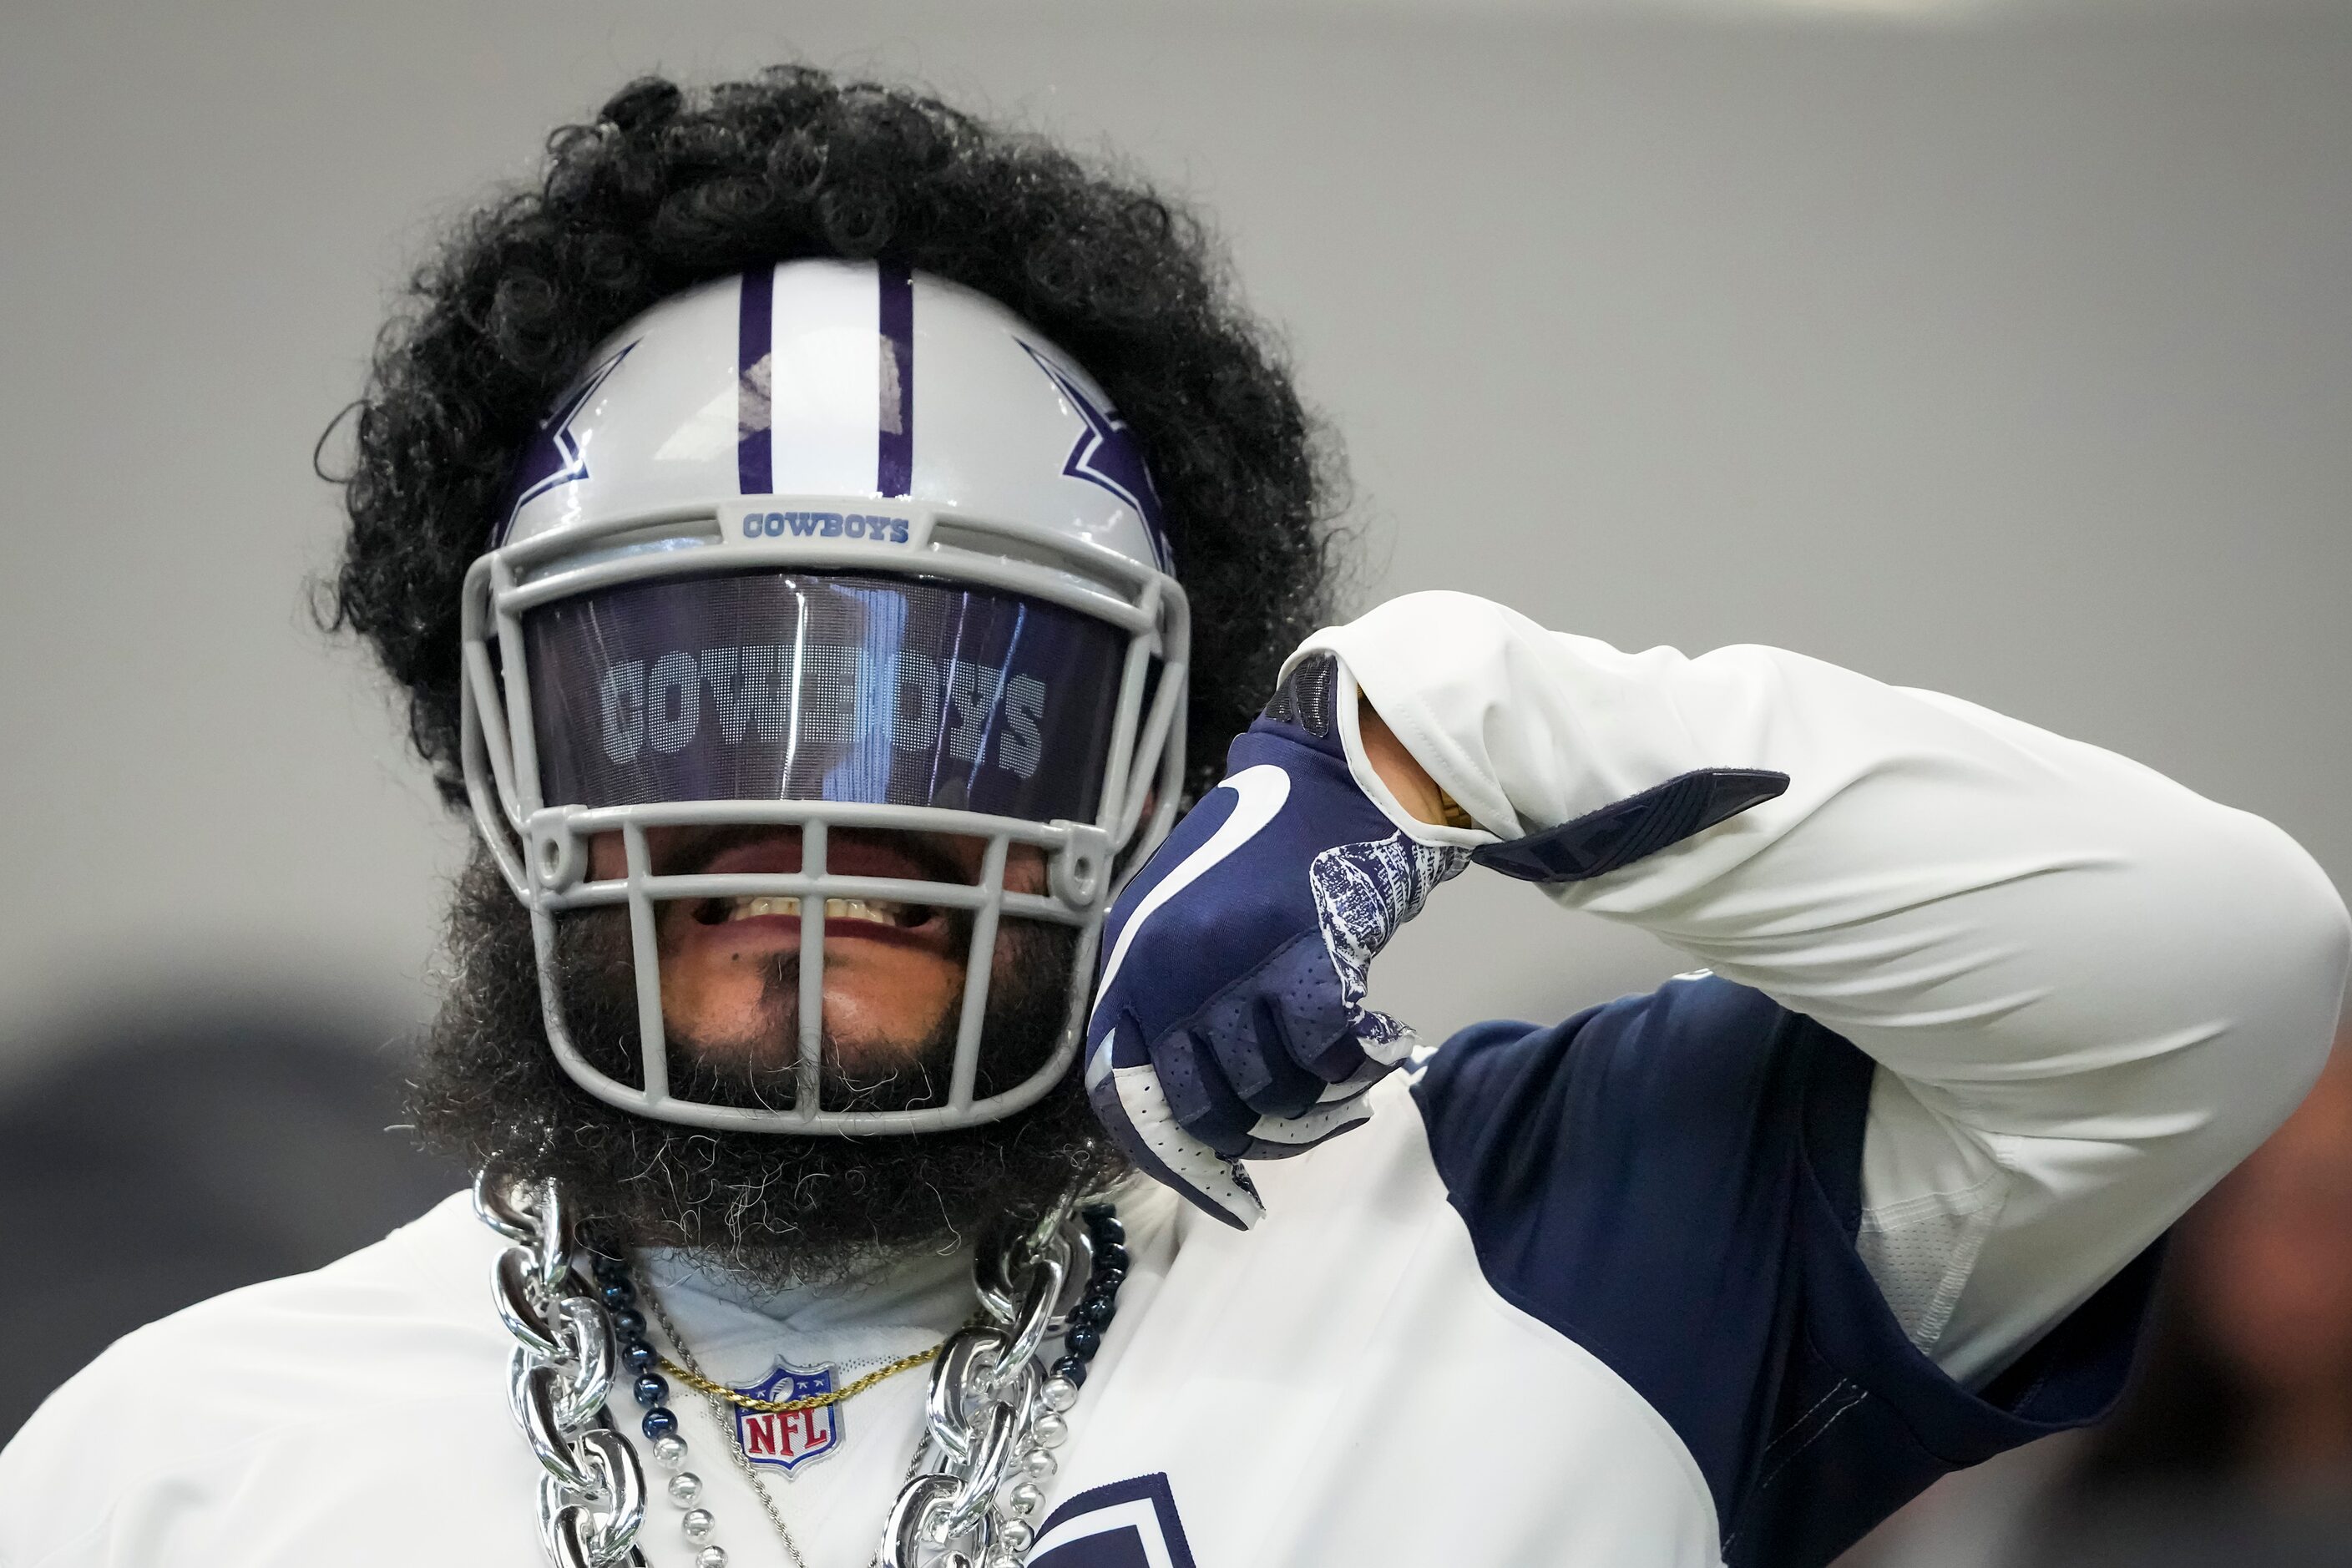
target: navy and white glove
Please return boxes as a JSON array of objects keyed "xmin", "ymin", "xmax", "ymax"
[{"xmin": 1085, "ymin": 655, "xmax": 1469, "ymax": 1228}]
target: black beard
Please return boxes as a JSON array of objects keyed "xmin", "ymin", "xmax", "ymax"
[{"xmin": 408, "ymin": 851, "xmax": 1126, "ymax": 1288}]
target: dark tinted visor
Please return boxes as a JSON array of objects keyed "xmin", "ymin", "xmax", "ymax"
[{"xmin": 524, "ymin": 571, "xmax": 1126, "ymax": 822}]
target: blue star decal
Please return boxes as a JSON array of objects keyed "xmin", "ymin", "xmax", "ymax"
[
  {"xmin": 494, "ymin": 341, "xmax": 636, "ymax": 544},
  {"xmin": 1020, "ymin": 341, "xmax": 1171, "ymax": 569}
]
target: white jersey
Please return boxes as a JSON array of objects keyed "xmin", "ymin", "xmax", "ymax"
[{"xmin": 5, "ymin": 593, "xmax": 2344, "ymax": 1568}]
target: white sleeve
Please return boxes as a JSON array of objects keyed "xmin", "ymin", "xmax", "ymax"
[{"xmin": 1298, "ymin": 590, "xmax": 2349, "ymax": 1387}]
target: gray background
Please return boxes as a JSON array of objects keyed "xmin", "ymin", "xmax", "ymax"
[{"xmin": 2, "ymin": 0, "xmax": 2345, "ymax": 1062}]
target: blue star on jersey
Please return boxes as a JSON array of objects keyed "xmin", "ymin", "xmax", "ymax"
[{"xmin": 1030, "ymin": 1474, "xmax": 1199, "ymax": 1568}]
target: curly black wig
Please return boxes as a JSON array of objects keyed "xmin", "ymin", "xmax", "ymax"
[{"xmin": 327, "ymin": 66, "xmax": 1342, "ymax": 809}]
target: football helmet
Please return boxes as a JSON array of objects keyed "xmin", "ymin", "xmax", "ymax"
[{"xmin": 460, "ymin": 260, "xmax": 1188, "ymax": 1133}]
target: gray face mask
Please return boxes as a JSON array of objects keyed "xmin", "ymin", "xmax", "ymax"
[{"xmin": 471, "ymin": 556, "xmax": 1185, "ymax": 1140}]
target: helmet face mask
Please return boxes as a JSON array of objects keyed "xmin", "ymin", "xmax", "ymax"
[{"xmin": 459, "ymin": 260, "xmax": 1188, "ymax": 1136}]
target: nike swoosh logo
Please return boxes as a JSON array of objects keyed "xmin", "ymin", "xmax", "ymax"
[{"xmin": 1088, "ymin": 764, "xmax": 1292, "ymax": 1060}]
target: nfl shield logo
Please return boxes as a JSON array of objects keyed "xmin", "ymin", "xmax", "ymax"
[{"xmin": 731, "ymin": 1362, "xmax": 842, "ymax": 1474}]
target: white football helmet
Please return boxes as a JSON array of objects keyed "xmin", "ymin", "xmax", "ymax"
[{"xmin": 460, "ymin": 259, "xmax": 1188, "ymax": 1134}]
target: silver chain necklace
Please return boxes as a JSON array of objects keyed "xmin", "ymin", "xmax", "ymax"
[
  {"xmin": 478, "ymin": 1171, "xmax": 1105, "ymax": 1568},
  {"xmin": 477, "ymin": 1172, "xmax": 649, "ymax": 1568},
  {"xmin": 876, "ymin": 1199, "xmax": 1090, "ymax": 1568}
]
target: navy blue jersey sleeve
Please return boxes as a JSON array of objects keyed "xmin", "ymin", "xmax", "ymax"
[{"xmin": 1411, "ymin": 974, "xmax": 2161, "ymax": 1568}]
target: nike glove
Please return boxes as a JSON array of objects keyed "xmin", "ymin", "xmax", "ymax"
[{"xmin": 1085, "ymin": 655, "xmax": 1469, "ymax": 1228}]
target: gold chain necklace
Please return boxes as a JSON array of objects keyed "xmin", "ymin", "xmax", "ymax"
[{"xmin": 657, "ymin": 1343, "xmax": 940, "ymax": 1414}]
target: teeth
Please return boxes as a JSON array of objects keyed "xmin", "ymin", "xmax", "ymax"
[
  {"xmin": 736, "ymin": 895, "xmax": 801, "ymax": 919},
  {"xmin": 726, "ymin": 896, "xmax": 923, "ymax": 927}
]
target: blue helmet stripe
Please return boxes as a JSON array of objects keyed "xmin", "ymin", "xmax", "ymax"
[
  {"xmin": 878, "ymin": 260, "xmax": 914, "ymax": 497},
  {"xmin": 736, "ymin": 264, "xmax": 775, "ymax": 494}
]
